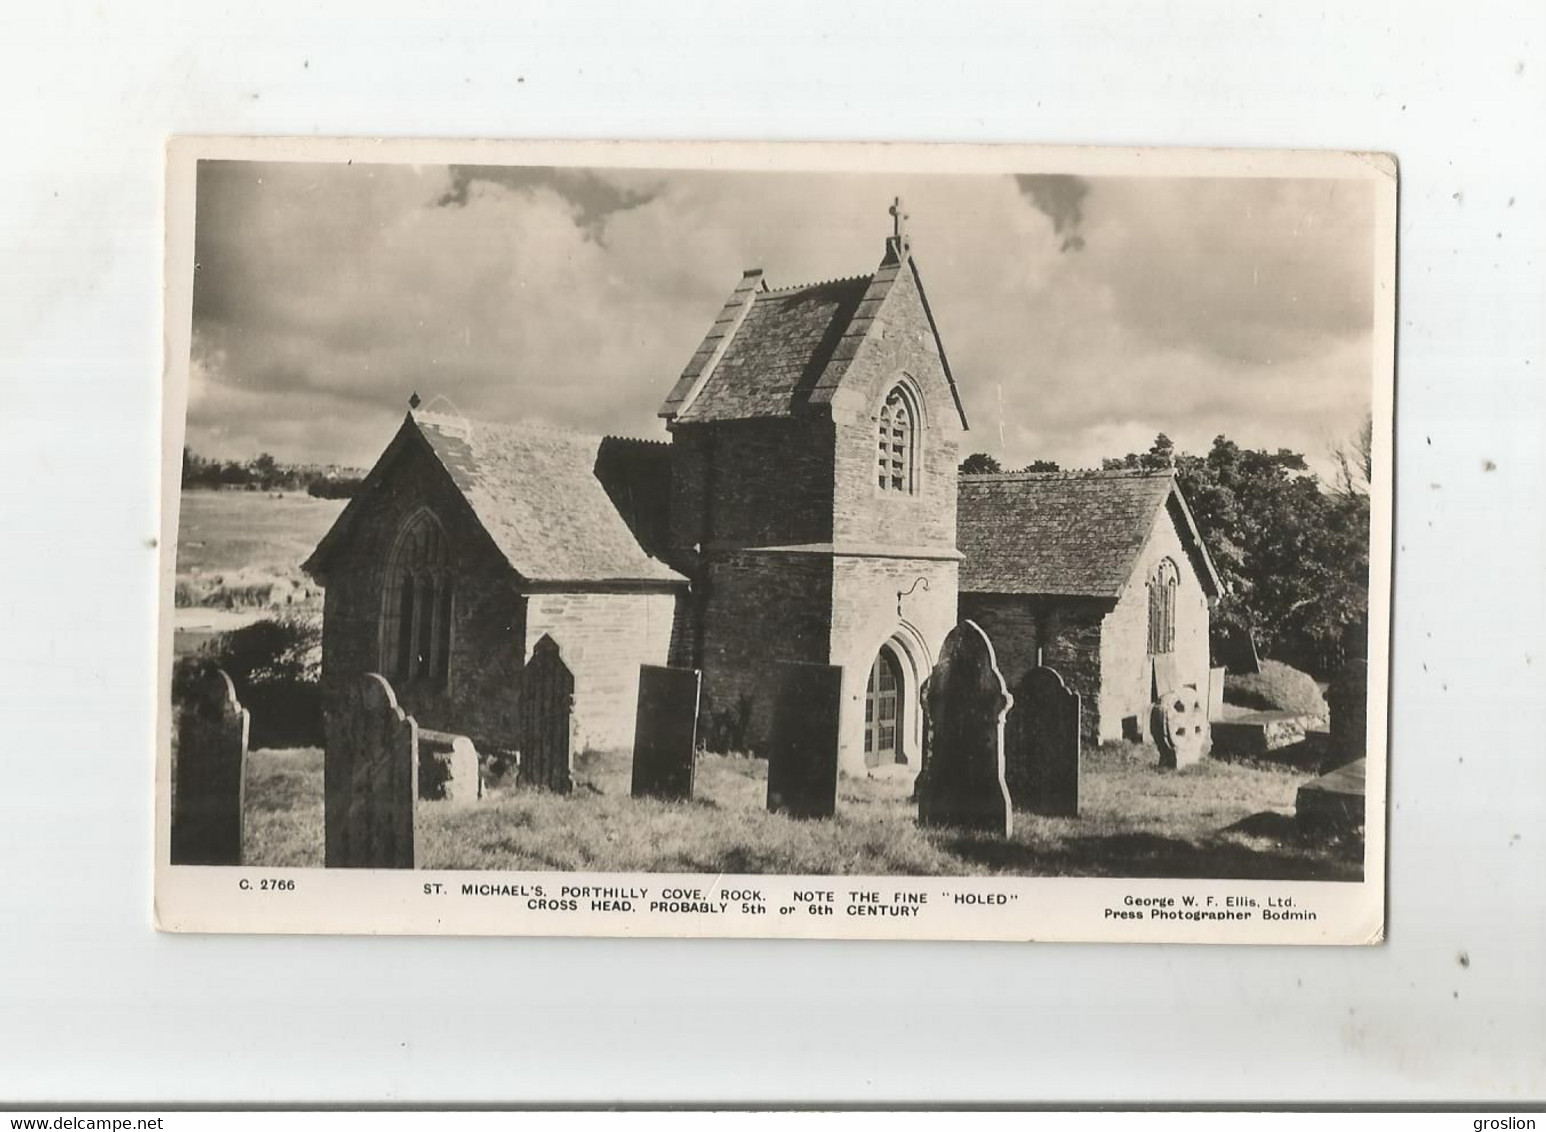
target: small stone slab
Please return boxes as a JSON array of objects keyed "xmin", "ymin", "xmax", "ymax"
[
  {"xmin": 917, "ymin": 621, "xmax": 1013, "ymax": 836},
  {"xmin": 172, "ymin": 667, "xmax": 249, "ymax": 866},
  {"xmin": 1296, "ymin": 757, "xmax": 1366, "ymax": 833},
  {"xmin": 324, "ymin": 673, "xmax": 417, "ymax": 869},
  {"xmin": 1153, "ymin": 684, "xmax": 1210, "ymax": 769},
  {"xmin": 518, "ymin": 635, "xmax": 575, "ymax": 793},
  {"xmin": 631, "ymin": 665, "xmax": 702, "ymax": 801},
  {"xmin": 1005, "ymin": 665, "xmax": 1080, "ymax": 816},
  {"xmin": 766, "ymin": 662, "xmax": 842, "ymax": 819},
  {"xmin": 418, "ymin": 728, "xmax": 482, "ymax": 805},
  {"xmin": 1210, "ymin": 711, "xmax": 1319, "ymax": 759}
]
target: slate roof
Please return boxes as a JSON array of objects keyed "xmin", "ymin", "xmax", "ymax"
[
  {"xmin": 306, "ymin": 412, "xmax": 685, "ymax": 587},
  {"xmin": 957, "ymin": 470, "xmax": 1220, "ymax": 598},
  {"xmin": 662, "ymin": 241, "xmax": 967, "ymax": 428},
  {"xmin": 676, "ymin": 276, "xmax": 871, "ymax": 422}
]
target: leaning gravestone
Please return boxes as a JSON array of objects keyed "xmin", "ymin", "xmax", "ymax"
[
  {"xmin": 917, "ymin": 621, "xmax": 1013, "ymax": 836},
  {"xmin": 766, "ymin": 662, "xmax": 843, "ymax": 819},
  {"xmin": 631, "ymin": 665, "xmax": 702, "ymax": 801},
  {"xmin": 517, "ymin": 635, "xmax": 575, "ymax": 793},
  {"xmin": 172, "ymin": 666, "xmax": 249, "ymax": 865},
  {"xmin": 324, "ymin": 673, "xmax": 418, "ymax": 869},
  {"xmin": 1327, "ymin": 658, "xmax": 1369, "ymax": 766},
  {"xmin": 1005, "ymin": 665, "xmax": 1081, "ymax": 816},
  {"xmin": 1153, "ymin": 683, "xmax": 1210, "ymax": 769}
]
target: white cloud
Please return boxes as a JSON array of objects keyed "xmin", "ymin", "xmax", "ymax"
[{"xmin": 185, "ymin": 161, "xmax": 1377, "ymax": 479}]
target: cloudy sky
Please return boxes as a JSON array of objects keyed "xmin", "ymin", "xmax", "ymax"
[{"xmin": 187, "ymin": 160, "xmax": 1376, "ymax": 478}]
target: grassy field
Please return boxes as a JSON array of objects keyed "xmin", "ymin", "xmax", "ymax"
[
  {"xmin": 176, "ymin": 489, "xmax": 347, "ymax": 577},
  {"xmin": 173, "ymin": 490, "xmax": 345, "ymax": 654},
  {"xmin": 244, "ymin": 744, "xmax": 1362, "ymax": 879}
]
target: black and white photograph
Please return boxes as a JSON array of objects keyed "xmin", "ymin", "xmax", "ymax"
[{"xmin": 157, "ymin": 139, "xmax": 1394, "ymax": 941}]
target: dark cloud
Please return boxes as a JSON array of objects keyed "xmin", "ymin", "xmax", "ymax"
[
  {"xmin": 1014, "ymin": 173, "xmax": 1090, "ymax": 252},
  {"xmin": 436, "ymin": 165, "xmax": 659, "ymax": 241}
]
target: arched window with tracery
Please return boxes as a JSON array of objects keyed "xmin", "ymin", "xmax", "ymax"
[
  {"xmin": 1147, "ymin": 557, "xmax": 1179, "ymax": 656},
  {"xmin": 877, "ymin": 385, "xmax": 917, "ymax": 494},
  {"xmin": 381, "ymin": 510, "xmax": 453, "ymax": 688}
]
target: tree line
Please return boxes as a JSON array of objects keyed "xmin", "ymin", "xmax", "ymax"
[
  {"xmin": 181, "ymin": 447, "xmax": 364, "ymax": 498},
  {"xmin": 959, "ymin": 424, "xmax": 1373, "ymax": 679}
]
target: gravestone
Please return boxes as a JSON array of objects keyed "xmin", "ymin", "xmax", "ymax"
[
  {"xmin": 1150, "ymin": 654, "xmax": 1181, "ymax": 702},
  {"xmin": 766, "ymin": 662, "xmax": 843, "ymax": 819},
  {"xmin": 1327, "ymin": 658, "xmax": 1369, "ymax": 765},
  {"xmin": 1215, "ymin": 625, "xmax": 1263, "ymax": 676},
  {"xmin": 1153, "ymin": 683, "xmax": 1210, "ymax": 769},
  {"xmin": 418, "ymin": 728, "xmax": 481, "ymax": 805},
  {"xmin": 917, "ymin": 621, "xmax": 1013, "ymax": 836},
  {"xmin": 1207, "ymin": 665, "xmax": 1228, "ymax": 722},
  {"xmin": 324, "ymin": 672, "xmax": 417, "ymax": 869},
  {"xmin": 171, "ymin": 666, "xmax": 249, "ymax": 865},
  {"xmin": 1005, "ymin": 665, "xmax": 1081, "ymax": 816},
  {"xmin": 517, "ymin": 635, "xmax": 575, "ymax": 793},
  {"xmin": 631, "ymin": 665, "xmax": 702, "ymax": 801}
]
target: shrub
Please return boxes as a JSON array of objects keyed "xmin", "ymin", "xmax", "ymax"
[
  {"xmin": 208, "ymin": 616, "xmax": 320, "ymax": 685},
  {"xmin": 200, "ymin": 616, "xmax": 324, "ymax": 747},
  {"xmin": 1224, "ymin": 660, "xmax": 1329, "ymax": 719}
]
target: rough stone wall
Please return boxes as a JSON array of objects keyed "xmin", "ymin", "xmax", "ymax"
[
  {"xmin": 523, "ymin": 590, "xmax": 678, "ymax": 752},
  {"xmin": 668, "ymin": 418, "xmax": 834, "ymax": 553},
  {"xmin": 959, "ymin": 593, "xmax": 1109, "ymax": 744},
  {"xmin": 828, "ymin": 264, "xmax": 962, "ymax": 550},
  {"xmin": 1099, "ymin": 501, "xmax": 1212, "ymax": 743},
  {"xmin": 316, "ymin": 439, "xmax": 526, "ymax": 751},
  {"xmin": 695, "ymin": 550, "xmax": 833, "ymax": 753},
  {"xmin": 830, "ymin": 555, "xmax": 958, "ymax": 773}
]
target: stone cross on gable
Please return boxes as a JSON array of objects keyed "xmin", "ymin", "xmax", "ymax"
[{"xmin": 889, "ymin": 196, "xmax": 909, "ymax": 243}]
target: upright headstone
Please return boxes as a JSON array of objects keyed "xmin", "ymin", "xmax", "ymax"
[
  {"xmin": 1207, "ymin": 665, "xmax": 1228, "ymax": 722},
  {"xmin": 1005, "ymin": 665, "xmax": 1081, "ymax": 816},
  {"xmin": 1150, "ymin": 654, "xmax": 1181, "ymax": 702},
  {"xmin": 631, "ymin": 665, "xmax": 702, "ymax": 801},
  {"xmin": 917, "ymin": 621, "xmax": 1013, "ymax": 836},
  {"xmin": 517, "ymin": 635, "xmax": 575, "ymax": 793},
  {"xmin": 1327, "ymin": 658, "xmax": 1369, "ymax": 765},
  {"xmin": 766, "ymin": 662, "xmax": 843, "ymax": 819},
  {"xmin": 171, "ymin": 667, "xmax": 249, "ymax": 865},
  {"xmin": 324, "ymin": 673, "xmax": 417, "ymax": 869},
  {"xmin": 418, "ymin": 728, "xmax": 482, "ymax": 805},
  {"xmin": 1153, "ymin": 683, "xmax": 1210, "ymax": 769}
]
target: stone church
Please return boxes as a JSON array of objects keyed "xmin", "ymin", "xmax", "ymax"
[{"xmin": 304, "ymin": 211, "xmax": 1218, "ymax": 777}]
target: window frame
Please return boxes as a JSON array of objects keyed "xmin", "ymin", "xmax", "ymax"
[
  {"xmin": 873, "ymin": 379, "xmax": 923, "ymax": 498},
  {"xmin": 1147, "ymin": 557, "xmax": 1180, "ymax": 656},
  {"xmin": 380, "ymin": 507, "xmax": 455, "ymax": 692}
]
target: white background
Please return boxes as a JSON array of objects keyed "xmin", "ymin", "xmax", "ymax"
[{"xmin": 1, "ymin": 0, "xmax": 1542, "ymax": 1106}]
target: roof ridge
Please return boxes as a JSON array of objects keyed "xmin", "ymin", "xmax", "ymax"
[
  {"xmin": 759, "ymin": 271, "xmax": 874, "ymax": 296},
  {"xmin": 414, "ymin": 410, "xmax": 604, "ymax": 445},
  {"xmin": 600, "ymin": 434, "xmax": 670, "ymax": 448},
  {"xmin": 961, "ymin": 468, "xmax": 1175, "ymax": 483}
]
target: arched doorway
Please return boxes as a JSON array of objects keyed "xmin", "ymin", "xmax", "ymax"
[{"xmin": 864, "ymin": 644, "xmax": 907, "ymax": 768}]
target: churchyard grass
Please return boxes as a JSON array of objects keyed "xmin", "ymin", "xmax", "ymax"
[{"xmin": 244, "ymin": 742, "xmax": 1360, "ymax": 879}]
